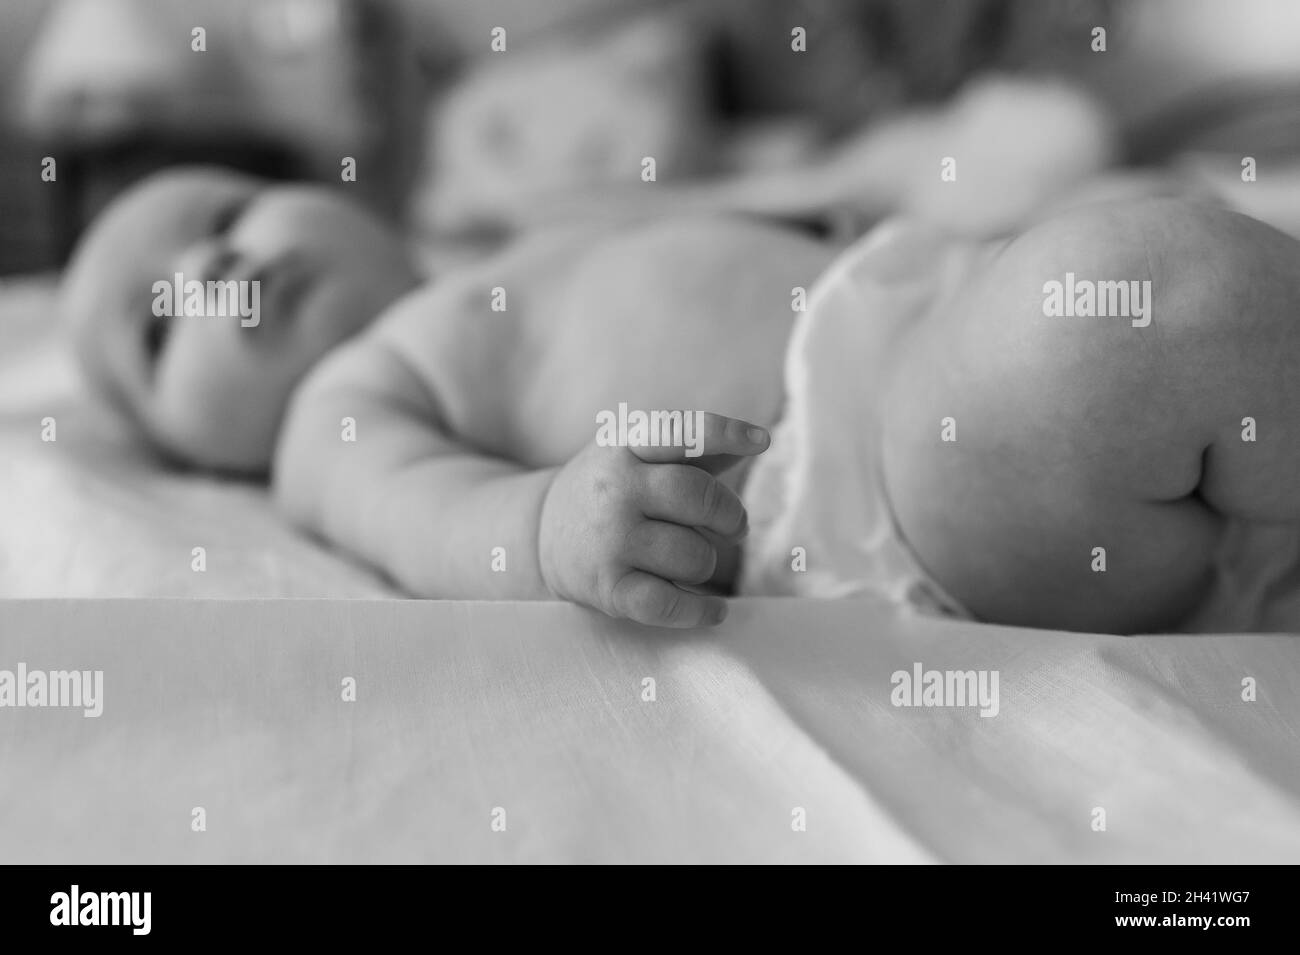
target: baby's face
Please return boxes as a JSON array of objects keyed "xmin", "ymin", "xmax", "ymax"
[{"xmin": 62, "ymin": 168, "xmax": 418, "ymax": 474}]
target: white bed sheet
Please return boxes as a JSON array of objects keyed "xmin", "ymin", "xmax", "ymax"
[{"xmin": 1, "ymin": 598, "xmax": 1297, "ymax": 864}]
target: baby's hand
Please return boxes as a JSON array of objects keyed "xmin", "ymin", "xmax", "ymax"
[{"xmin": 538, "ymin": 412, "xmax": 769, "ymax": 628}]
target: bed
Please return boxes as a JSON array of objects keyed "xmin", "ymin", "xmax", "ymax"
[{"xmin": 2, "ymin": 274, "xmax": 1299, "ymax": 864}]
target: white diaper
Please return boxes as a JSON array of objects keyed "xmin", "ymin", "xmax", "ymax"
[
  {"xmin": 740, "ymin": 218, "xmax": 1300, "ymax": 633},
  {"xmin": 739, "ymin": 219, "xmax": 975, "ymax": 616}
]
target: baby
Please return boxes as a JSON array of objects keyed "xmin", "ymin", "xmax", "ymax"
[{"xmin": 62, "ymin": 168, "xmax": 1300, "ymax": 633}]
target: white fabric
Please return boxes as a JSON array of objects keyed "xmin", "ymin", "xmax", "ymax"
[
  {"xmin": 1, "ymin": 597, "xmax": 1298, "ymax": 864},
  {"xmin": 740, "ymin": 220, "xmax": 976, "ymax": 615}
]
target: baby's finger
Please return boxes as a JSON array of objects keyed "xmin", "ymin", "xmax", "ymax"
[
  {"xmin": 622, "ymin": 521, "xmax": 718, "ymax": 585},
  {"xmin": 641, "ymin": 465, "xmax": 748, "ymax": 540},
  {"xmin": 625, "ymin": 411, "xmax": 769, "ymax": 475},
  {"xmin": 609, "ymin": 570, "xmax": 728, "ymax": 629}
]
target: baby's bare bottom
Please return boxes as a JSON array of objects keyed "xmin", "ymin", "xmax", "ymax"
[{"xmin": 878, "ymin": 200, "xmax": 1300, "ymax": 633}]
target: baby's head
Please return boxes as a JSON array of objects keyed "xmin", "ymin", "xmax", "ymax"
[{"xmin": 62, "ymin": 168, "xmax": 419, "ymax": 475}]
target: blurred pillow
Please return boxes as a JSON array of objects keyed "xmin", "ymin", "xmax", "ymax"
[
  {"xmin": 18, "ymin": 0, "xmax": 419, "ymax": 217},
  {"xmin": 416, "ymin": 12, "xmax": 713, "ymax": 232}
]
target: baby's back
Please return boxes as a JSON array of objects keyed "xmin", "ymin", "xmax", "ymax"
[{"xmin": 362, "ymin": 217, "xmax": 837, "ymax": 467}]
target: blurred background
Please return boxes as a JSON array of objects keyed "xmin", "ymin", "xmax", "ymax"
[{"xmin": 1, "ymin": 0, "xmax": 1297, "ymax": 281}]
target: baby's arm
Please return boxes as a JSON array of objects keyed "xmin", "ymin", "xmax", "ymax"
[
  {"xmin": 273, "ymin": 321, "xmax": 766, "ymax": 627},
  {"xmin": 273, "ymin": 335, "xmax": 558, "ymax": 600}
]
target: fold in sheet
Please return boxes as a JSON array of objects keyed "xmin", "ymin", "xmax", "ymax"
[{"xmin": 1, "ymin": 599, "xmax": 1296, "ymax": 863}]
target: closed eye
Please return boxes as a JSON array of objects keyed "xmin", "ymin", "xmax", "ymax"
[
  {"xmin": 211, "ymin": 193, "xmax": 254, "ymax": 237},
  {"xmin": 143, "ymin": 311, "xmax": 171, "ymax": 368},
  {"xmin": 139, "ymin": 192, "xmax": 254, "ymax": 370}
]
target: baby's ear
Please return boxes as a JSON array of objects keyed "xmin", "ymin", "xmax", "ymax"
[
  {"xmin": 57, "ymin": 254, "xmax": 98, "ymax": 346},
  {"xmin": 58, "ymin": 260, "xmax": 130, "ymax": 409}
]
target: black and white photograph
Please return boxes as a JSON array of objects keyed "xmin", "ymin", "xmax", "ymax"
[{"xmin": 0, "ymin": 0, "xmax": 1297, "ymax": 910}]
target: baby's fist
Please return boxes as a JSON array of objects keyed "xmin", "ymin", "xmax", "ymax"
[{"xmin": 538, "ymin": 411, "xmax": 769, "ymax": 628}]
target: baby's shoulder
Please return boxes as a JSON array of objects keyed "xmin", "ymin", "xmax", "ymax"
[{"xmin": 568, "ymin": 215, "xmax": 832, "ymax": 304}]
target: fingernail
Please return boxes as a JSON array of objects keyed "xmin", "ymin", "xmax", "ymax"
[{"xmin": 747, "ymin": 427, "xmax": 767, "ymax": 445}]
